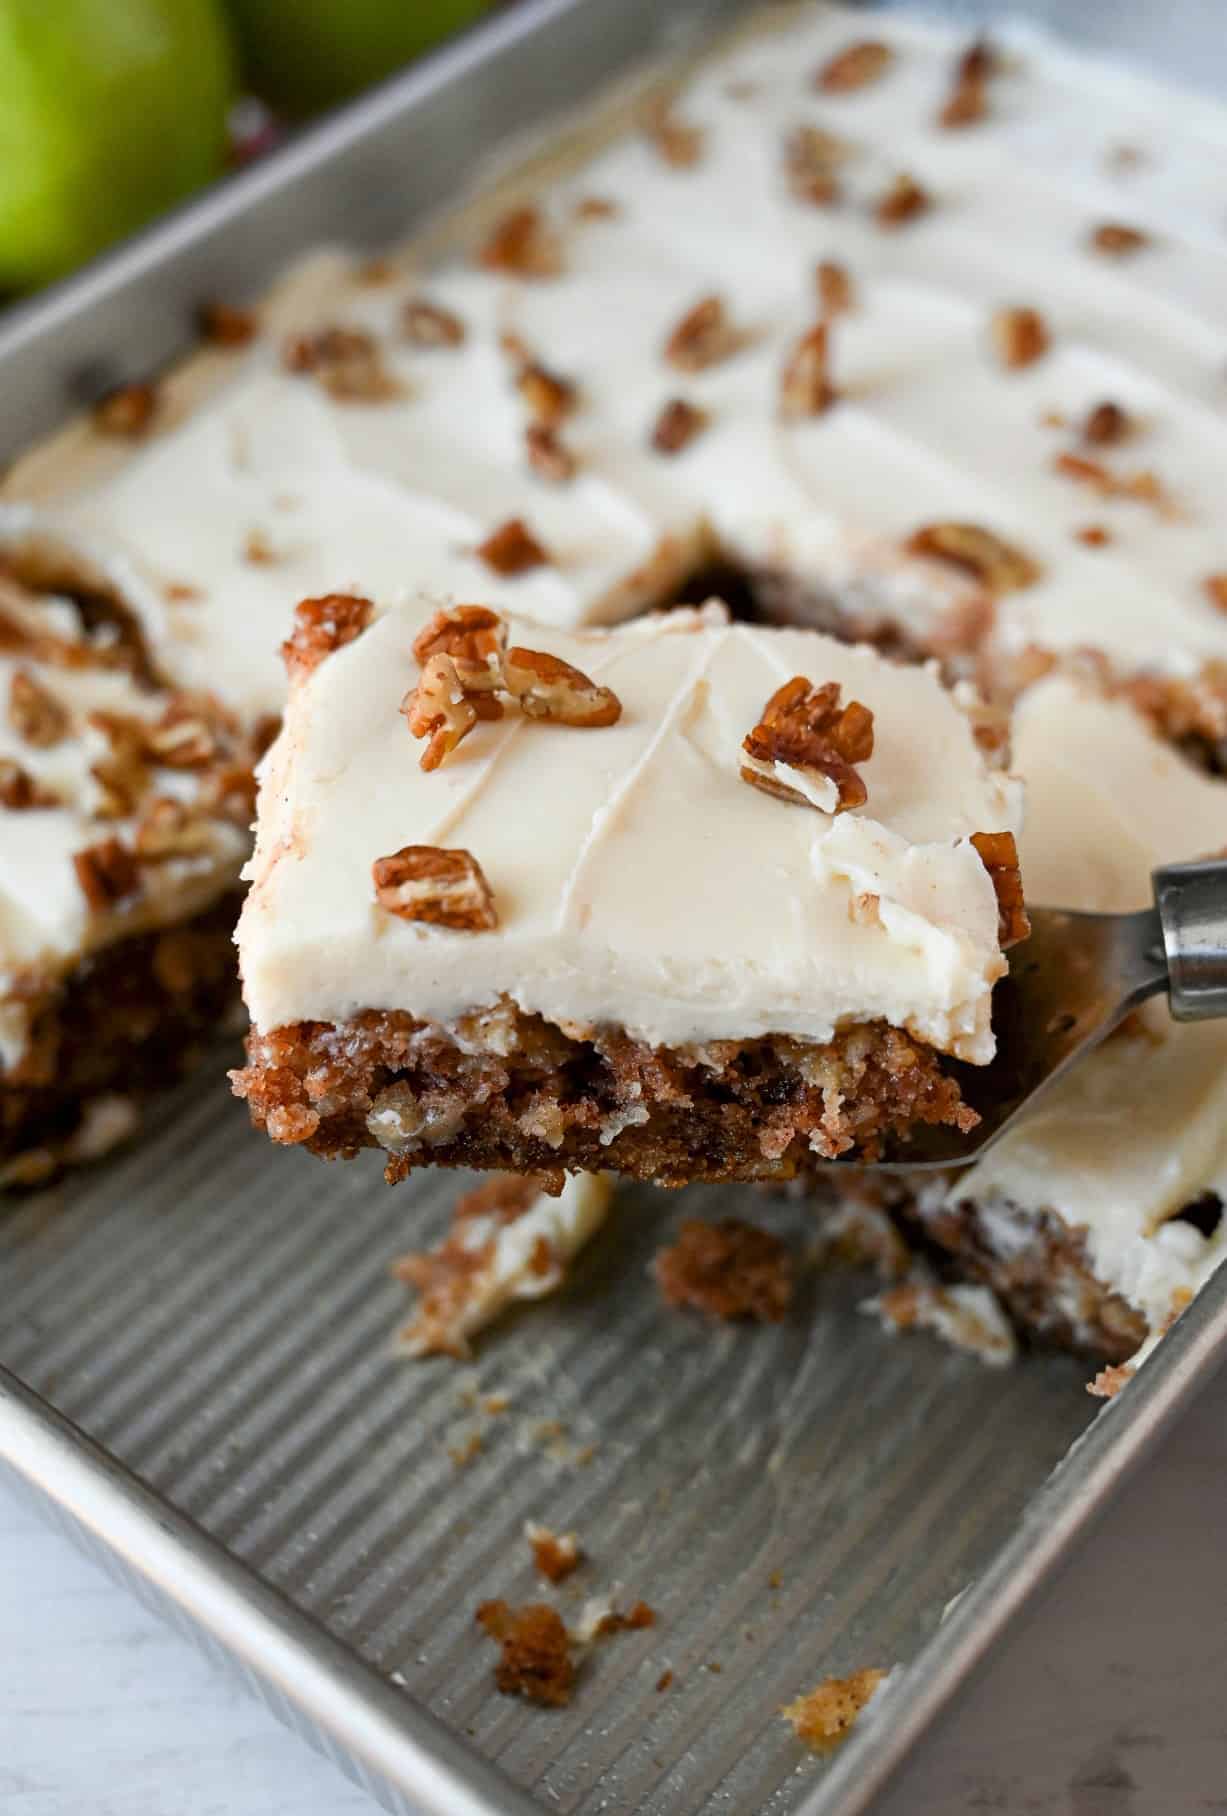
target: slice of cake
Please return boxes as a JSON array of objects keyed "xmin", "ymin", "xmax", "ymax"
[{"xmin": 232, "ymin": 596, "xmax": 1023, "ymax": 1184}]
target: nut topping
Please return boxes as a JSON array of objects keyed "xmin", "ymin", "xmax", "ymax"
[
  {"xmin": 938, "ymin": 38, "xmax": 995, "ymax": 128},
  {"xmin": 651, "ymin": 397, "xmax": 708, "ymax": 455},
  {"xmin": 1082, "ymin": 400, "xmax": 1130, "ymax": 446},
  {"xmin": 524, "ymin": 423, "xmax": 576, "ymax": 484},
  {"xmin": 372, "ymin": 845, "xmax": 497, "ymax": 931},
  {"xmin": 816, "ymin": 260, "xmax": 855, "ymax": 316},
  {"xmin": 874, "ymin": 171, "xmax": 930, "ymax": 228},
  {"xmin": 502, "ymin": 647, "xmax": 622, "ymax": 726},
  {"xmin": 970, "ymin": 829, "xmax": 1030, "ymax": 948},
  {"xmin": 144, "ymin": 696, "xmax": 220, "ymax": 769},
  {"xmin": 8, "ymin": 668, "xmax": 67, "ymax": 747},
  {"xmin": 1204, "ymin": 575, "xmax": 1227, "ymax": 614},
  {"xmin": 403, "ymin": 298, "xmax": 466, "ymax": 347},
  {"xmin": 199, "ymin": 300, "xmax": 257, "ymax": 346},
  {"xmin": 282, "ymin": 326, "xmax": 399, "ymax": 401},
  {"xmin": 573, "ymin": 195, "xmax": 620, "ymax": 221},
  {"xmin": 906, "ymin": 523, "xmax": 1041, "ymax": 593},
  {"xmin": 515, "ymin": 360, "xmax": 576, "ymax": 427},
  {"xmin": 477, "ymin": 205, "xmax": 561, "ymax": 278},
  {"xmin": 664, "ymin": 294, "xmax": 740, "ymax": 372},
  {"xmin": 73, "ymin": 836, "xmax": 141, "ymax": 912},
  {"xmin": 413, "ymin": 605, "xmax": 507, "ymax": 691},
  {"xmin": 741, "ymin": 676, "xmax": 874, "ymax": 814},
  {"xmin": 784, "ymin": 125, "xmax": 848, "ymax": 206},
  {"xmin": 780, "ymin": 322, "xmax": 836, "ymax": 417},
  {"xmin": 1051, "ymin": 452, "xmax": 1175, "ymax": 513},
  {"xmin": 816, "ymin": 40, "xmax": 892, "ymax": 92},
  {"xmin": 93, "ymin": 382, "xmax": 158, "ymax": 438},
  {"xmin": 403, "ymin": 653, "xmax": 481, "ymax": 771},
  {"xmin": 282, "ymin": 593, "xmax": 374, "ymax": 679},
  {"xmin": 990, "ymin": 306, "xmax": 1049, "ymax": 370},
  {"xmin": 133, "ymin": 795, "xmax": 215, "ymax": 859},
  {"xmin": 642, "ymin": 98, "xmax": 704, "ymax": 168},
  {"xmin": 475, "ymin": 518, "xmax": 549, "ymax": 576},
  {"xmin": 1089, "ymin": 221, "xmax": 1149, "ymax": 256},
  {"xmin": 0, "ymin": 759, "xmax": 59, "ymax": 810}
]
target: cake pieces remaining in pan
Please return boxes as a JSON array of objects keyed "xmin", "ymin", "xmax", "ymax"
[{"xmin": 232, "ymin": 596, "xmax": 1022, "ymax": 1184}]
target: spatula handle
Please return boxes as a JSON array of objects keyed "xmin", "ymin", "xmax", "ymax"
[{"xmin": 1154, "ymin": 860, "xmax": 1227, "ymax": 1021}]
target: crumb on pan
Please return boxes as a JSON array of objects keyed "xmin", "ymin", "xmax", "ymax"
[
  {"xmin": 653, "ymin": 1218, "xmax": 795, "ymax": 1323},
  {"xmin": 782, "ymin": 1667, "xmax": 889, "ymax": 1751}
]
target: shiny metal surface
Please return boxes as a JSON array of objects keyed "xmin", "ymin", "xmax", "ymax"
[
  {"xmin": 1156, "ymin": 861, "xmax": 1227, "ymax": 1023},
  {"xmin": 3, "ymin": 3, "xmax": 1227, "ymax": 1815}
]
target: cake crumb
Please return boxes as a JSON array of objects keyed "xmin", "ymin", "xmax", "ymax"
[
  {"xmin": 476, "ymin": 1600, "xmax": 576, "ymax": 1706},
  {"xmin": 656, "ymin": 1669, "xmax": 674, "ymax": 1693},
  {"xmin": 1088, "ymin": 1362, "xmax": 1135, "ymax": 1399},
  {"xmin": 526, "ymin": 1521, "xmax": 583, "ymax": 1584},
  {"xmin": 782, "ymin": 1667, "xmax": 888, "ymax": 1751},
  {"xmin": 654, "ymin": 1218, "xmax": 794, "ymax": 1323}
]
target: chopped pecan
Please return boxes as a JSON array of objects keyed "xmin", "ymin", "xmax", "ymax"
[
  {"xmin": 938, "ymin": 41, "xmax": 995, "ymax": 129},
  {"xmin": 525, "ymin": 423, "xmax": 576, "ymax": 484},
  {"xmin": 242, "ymin": 528, "xmax": 277, "ymax": 565},
  {"xmin": 515, "ymin": 360, "xmax": 576, "ymax": 427},
  {"xmin": 740, "ymin": 676, "xmax": 873, "ymax": 813},
  {"xmin": 1089, "ymin": 221, "xmax": 1149, "ymax": 256},
  {"xmin": 475, "ymin": 1601, "xmax": 575, "ymax": 1707},
  {"xmin": 502, "ymin": 646, "xmax": 622, "ymax": 726},
  {"xmin": 1051, "ymin": 452, "xmax": 1174, "ymax": 513},
  {"xmin": 780, "ymin": 322, "xmax": 836, "ymax": 417},
  {"xmin": 816, "ymin": 39, "xmax": 892, "ymax": 92},
  {"xmin": 477, "ymin": 205, "xmax": 561, "ymax": 278},
  {"xmin": 874, "ymin": 171, "xmax": 930, "ymax": 228},
  {"xmin": 413, "ymin": 605, "xmax": 507, "ymax": 692},
  {"xmin": 970, "ymin": 829, "xmax": 1029, "ymax": 948},
  {"xmin": 1075, "ymin": 524, "xmax": 1111, "ymax": 547},
  {"xmin": 475, "ymin": 517, "xmax": 549, "ymax": 576},
  {"xmin": 93, "ymin": 381, "xmax": 158, "ymax": 438},
  {"xmin": 8, "ymin": 668, "xmax": 67, "ymax": 747},
  {"xmin": 145, "ymin": 696, "xmax": 220, "ymax": 769},
  {"xmin": 282, "ymin": 326, "xmax": 399, "ymax": 401},
  {"xmin": 906, "ymin": 523, "xmax": 1041, "ymax": 593},
  {"xmin": 990, "ymin": 306, "xmax": 1049, "ymax": 370},
  {"xmin": 783, "ymin": 125, "xmax": 847, "ymax": 205},
  {"xmin": 816, "ymin": 260, "xmax": 855, "ymax": 316},
  {"xmin": 402, "ymin": 297, "xmax": 466, "ymax": 347},
  {"xmin": 1082, "ymin": 400, "xmax": 1130, "ymax": 446},
  {"xmin": 281, "ymin": 593, "xmax": 374, "ymax": 679},
  {"xmin": 663, "ymin": 294, "xmax": 740, "ymax": 372},
  {"xmin": 573, "ymin": 194, "xmax": 620, "ymax": 221},
  {"xmin": 133, "ymin": 795, "xmax": 215, "ymax": 859},
  {"xmin": 0, "ymin": 759, "xmax": 59, "ymax": 810},
  {"xmin": 642, "ymin": 98, "xmax": 704, "ymax": 168},
  {"xmin": 402, "ymin": 653, "xmax": 481, "ymax": 770},
  {"xmin": 372, "ymin": 845, "xmax": 497, "ymax": 931},
  {"xmin": 73, "ymin": 837, "xmax": 141, "ymax": 912},
  {"xmin": 87, "ymin": 710, "xmax": 149, "ymax": 818},
  {"xmin": 651, "ymin": 396, "xmax": 708, "ymax": 454},
  {"xmin": 1204, "ymin": 575, "xmax": 1227, "ymax": 614},
  {"xmin": 199, "ymin": 300, "xmax": 257, "ymax": 346}
]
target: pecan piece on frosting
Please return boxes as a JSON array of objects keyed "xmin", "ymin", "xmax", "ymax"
[
  {"xmin": 524, "ymin": 423, "xmax": 576, "ymax": 484},
  {"xmin": 663, "ymin": 294, "xmax": 741, "ymax": 373},
  {"xmin": 651, "ymin": 396, "xmax": 708, "ymax": 455},
  {"xmin": 990, "ymin": 306, "xmax": 1049, "ymax": 370},
  {"xmin": 937, "ymin": 38, "xmax": 995, "ymax": 129},
  {"xmin": 873, "ymin": 171, "xmax": 930, "ymax": 228},
  {"xmin": 905, "ymin": 523, "xmax": 1041, "ymax": 593},
  {"xmin": 403, "ymin": 298, "xmax": 466, "ymax": 347},
  {"xmin": 477, "ymin": 205, "xmax": 561, "ymax": 278},
  {"xmin": 780, "ymin": 322, "xmax": 836, "ymax": 417},
  {"xmin": 784, "ymin": 126, "xmax": 847, "ymax": 206},
  {"xmin": 403, "ymin": 653, "xmax": 482, "ymax": 771},
  {"xmin": 8, "ymin": 668, "xmax": 67, "ymax": 747},
  {"xmin": 970, "ymin": 829, "xmax": 1030, "ymax": 949},
  {"xmin": 0, "ymin": 758, "xmax": 60, "ymax": 810},
  {"xmin": 413, "ymin": 605, "xmax": 506, "ymax": 692},
  {"xmin": 475, "ymin": 517, "xmax": 549, "ymax": 576},
  {"xmin": 199, "ymin": 300, "xmax": 257, "ymax": 346},
  {"xmin": 741, "ymin": 676, "xmax": 874, "ymax": 814},
  {"xmin": 133, "ymin": 795, "xmax": 214, "ymax": 860},
  {"xmin": 93, "ymin": 381, "xmax": 158, "ymax": 437},
  {"xmin": 1204, "ymin": 575, "xmax": 1227, "ymax": 614},
  {"xmin": 816, "ymin": 39, "xmax": 892, "ymax": 92},
  {"xmin": 515, "ymin": 359, "xmax": 577, "ymax": 427},
  {"xmin": 281, "ymin": 593, "xmax": 374, "ymax": 679},
  {"xmin": 642, "ymin": 98, "xmax": 704, "ymax": 169},
  {"xmin": 1089, "ymin": 221, "xmax": 1149, "ymax": 257},
  {"xmin": 372, "ymin": 845, "xmax": 497, "ymax": 931},
  {"xmin": 1083, "ymin": 400, "xmax": 1130, "ymax": 446},
  {"xmin": 502, "ymin": 647, "xmax": 622, "ymax": 727},
  {"xmin": 816, "ymin": 260, "xmax": 855, "ymax": 316},
  {"xmin": 282, "ymin": 326, "xmax": 399, "ymax": 401},
  {"xmin": 73, "ymin": 836, "xmax": 141, "ymax": 912}
]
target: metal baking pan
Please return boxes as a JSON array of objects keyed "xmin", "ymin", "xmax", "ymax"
[{"xmin": 4, "ymin": 3, "xmax": 1227, "ymax": 1813}]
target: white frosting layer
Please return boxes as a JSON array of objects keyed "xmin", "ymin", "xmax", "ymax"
[
  {"xmin": 238, "ymin": 604, "xmax": 1018, "ymax": 1057},
  {"xmin": 950, "ymin": 675, "xmax": 1227, "ymax": 1345}
]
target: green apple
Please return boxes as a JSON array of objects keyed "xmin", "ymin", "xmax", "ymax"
[
  {"xmin": 0, "ymin": 0, "xmax": 235, "ymax": 290},
  {"xmin": 224, "ymin": 0, "xmax": 493, "ymax": 118}
]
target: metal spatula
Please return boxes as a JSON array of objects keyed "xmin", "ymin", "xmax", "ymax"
[{"xmin": 868, "ymin": 859, "xmax": 1227, "ymax": 1172}]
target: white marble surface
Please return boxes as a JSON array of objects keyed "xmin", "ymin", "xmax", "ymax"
[{"xmin": 3, "ymin": 1362, "xmax": 1226, "ymax": 1816}]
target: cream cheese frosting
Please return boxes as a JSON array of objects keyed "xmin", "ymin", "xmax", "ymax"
[
  {"xmin": 237, "ymin": 604, "xmax": 1019, "ymax": 1059},
  {"xmin": 6, "ymin": 3, "xmax": 1227, "ymax": 722},
  {"xmin": 948, "ymin": 675, "xmax": 1227, "ymax": 1351}
]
